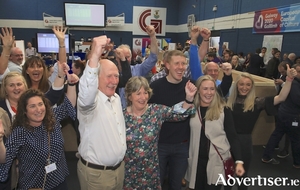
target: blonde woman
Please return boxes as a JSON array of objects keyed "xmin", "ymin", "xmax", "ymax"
[
  {"xmin": 226, "ymin": 65, "xmax": 296, "ymax": 190},
  {"xmin": 231, "ymin": 55, "xmax": 243, "ymax": 71},
  {"xmin": 186, "ymin": 75, "xmax": 244, "ymax": 190}
]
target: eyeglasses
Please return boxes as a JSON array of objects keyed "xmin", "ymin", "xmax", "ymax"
[{"xmin": 12, "ymin": 54, "xmax": 23, "ymax": 57}]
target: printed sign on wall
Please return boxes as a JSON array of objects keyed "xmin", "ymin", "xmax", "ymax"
[
  {"xmin": 133, "ymin": 6, "xmax": 167, "ymax": 36},
  {"xmin": 253, "ymin": 4, "xmax": 300, "ymax": 33}
]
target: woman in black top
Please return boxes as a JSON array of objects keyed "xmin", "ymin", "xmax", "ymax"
[{"xmin": 226, "ymin": 65, "xmax": 296, "ymax": 190}]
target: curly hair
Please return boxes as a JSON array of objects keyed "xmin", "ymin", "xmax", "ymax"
[
  {"xmin": 12, "ymin": 89, "xmax": 55, "ymax": 132},
  {"xmin": 22, "ymin": 56, "xmax": 50, "ymax": 93}
]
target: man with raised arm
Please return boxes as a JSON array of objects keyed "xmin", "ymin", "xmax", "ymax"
[{"xmin": 77, "ymin": 35, "xmax": 127, "ymax": 190}]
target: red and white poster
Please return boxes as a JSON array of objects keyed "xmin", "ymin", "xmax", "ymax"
[{"xmin": 133, "ymin": 6, "xmax": 167, "ymax": 36}]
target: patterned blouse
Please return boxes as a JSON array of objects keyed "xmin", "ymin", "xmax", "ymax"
[
  {"xmin": 0, "ymin": 96, "xmax": 76, "ymax": 190},
  {"xmin": 123, "ymin": 103, "xmax": 195, "ymax": 190}
]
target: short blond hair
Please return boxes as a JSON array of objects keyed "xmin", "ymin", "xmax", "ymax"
[{"xmin": 0, "ymin": 72, "xmax": 28, "ymax": 99}]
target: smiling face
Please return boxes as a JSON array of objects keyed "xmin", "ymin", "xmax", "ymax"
[
  {"xmin": 10, "ymin": 48, "xmax": 23, "ymax": 65},
  {"xmin": 98, "ymin": 60, "xmax": 119, "ymax": 97},
  {"xmin": 129, "ymin": 87, "xmax": 149, "ymax": 111},
  {"xmin": 26, "ymin": 61, "xmax": 44, "ymax": 83},
  {"xmin": 198, "ymin": 80, "xmax": 216, "ymax": 107},
  {"xmin": 5, "ymin": 75, "xmax": 27, "ymax": 102},
  {"xmin": 237, "ymin": 77, "xmax": 253, "ymax": 96},
  {"xmin": 165, "ymin": 55, "xmax": 187, "ymax": 83},
  {"xmin": 205, "ymin": 62, "xmax": 219, "ymax": 81},
  {"xmin": 26, "ymin": 96, "xmax": 46, "ymax": 127},
  {"xmin": 274, "ymin": 51, "xmax": 281, "ymax": 59}
]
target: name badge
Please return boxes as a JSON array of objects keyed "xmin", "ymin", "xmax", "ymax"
[
  {"xmin": 45, "ymin": 163, "xmax": 57, "ymax": 174},
  {"xmin": 292, "ymin": 121, "xmax": 298, "ymax": 127}
]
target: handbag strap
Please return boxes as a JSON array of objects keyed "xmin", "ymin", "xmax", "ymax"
[
  {"xmin": 197, "ymin": 108, "xmax": 224, "ymax": 161},
  {"xmin": 42, "ymin": 132, "xmax": 51, "ymax": 190}
]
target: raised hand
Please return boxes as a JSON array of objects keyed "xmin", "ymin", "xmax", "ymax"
[
  {"xmin": 90, "ymin": 35, "xmax": 111, "ymax": 62},
  {"xmin": 56, "ymin": 61, "xmax": 69, "ymax": 78},
  {"xmin": 190, "ymin": 26, "xmax": 200, "ymax": 44},
  {"xmin": 52, "ymin": 26, "xmax": 67, "ymax": 41},
  {"xmin": 0, "ymin": 27, "xmax": 14, "ymax": 48},
  {"xmin": 220, "ymin": 62, "xmax": 232, "ymax": 76},
  {"xmin": 286, "ymin": 64, "xmax": 297, "ymax": 79},
  {"xmin": 199, "ymin": 27, "xmax": 211, "ymax": 40},
  {"xmin": 66, "ymin": 72, "xmax": 79, "ymax": 84},
  {"xmin": 185, "ymin": 80, "xmax": 197, "ymax": 102},
  {"xmin": 145, "ymin": 25, "xmax": 156, "ymax": 37},
  {"xmin": 115, "ymin": 48, "xmax": 126, "ymax": 61}
]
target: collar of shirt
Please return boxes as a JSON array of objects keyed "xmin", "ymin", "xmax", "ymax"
[{"xmin": 98, "ymin": 90, "xmax": 117, "ymax": 103}]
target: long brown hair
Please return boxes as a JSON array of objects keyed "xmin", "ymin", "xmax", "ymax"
[
  {"xmin": 12, "ymin": 89, "xmax": 55, "ymax": 132},
  {"xmin": 22, "ymin": 56, "xmax": 50, "ymax": 93}
]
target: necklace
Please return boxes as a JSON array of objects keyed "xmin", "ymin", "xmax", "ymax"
[{"xmin": 130, "ymin": 104, "xmax": 148, "ymax": 118}]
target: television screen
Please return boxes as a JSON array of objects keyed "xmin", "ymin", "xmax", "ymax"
[
  {"xmin": 64, "ymin": 2, "xmax": 106, "ymax": 27},
  {"xmin": 36, "ymin": 33, "xmax": 70, "ymax": 53}
]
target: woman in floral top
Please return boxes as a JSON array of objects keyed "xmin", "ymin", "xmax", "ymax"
[{"xmin": 123, "ymin": 76, "xmax": 196, "ymax": 190}]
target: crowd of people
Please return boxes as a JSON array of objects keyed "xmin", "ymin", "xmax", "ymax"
[{"xmin": 0, "ymin": 23, "xmax": 299, "ymax": 190}]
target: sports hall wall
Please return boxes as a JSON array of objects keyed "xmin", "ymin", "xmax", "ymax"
[{"xmin": 1, "ymin": 0, "xmax": 300, "ymax": 55}]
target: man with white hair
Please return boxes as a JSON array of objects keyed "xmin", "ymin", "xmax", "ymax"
[
  {"xmin": 8, "ymin": 47, "xmax": 23, "ymax": 73},
  {"xmin": 115, "ymin": 25, "xmax": 158, "ymax": 108},
  {"xmin": 287, "ymin": 53, "xmax": 296, "ymax": 67}
]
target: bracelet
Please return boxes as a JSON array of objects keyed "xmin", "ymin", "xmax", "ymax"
[
  {"xmin": 203, "ymin": 39, "xmax": 209, "ymax": 42},
  {"xmin": 235, "ymin": 160, "xmax": 244, "ymax": 164},
  {"xmin": 185, "ymin": 99, "xmax": 193, "ymax": 104},
  {"xmin": 59, "ymin": 45, "xmax": 65, "ymax": 48},
  {"xmin": 68, "ymin": 82, "xmax": 77, "ymax": 86},
  {"xmin": 286, "ymin": 76, "xmax": 294, "ymax": 82}
]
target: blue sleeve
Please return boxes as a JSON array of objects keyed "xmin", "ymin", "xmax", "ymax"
[
  {"xmin": 132, "ymin": 52, "xmax": 157, "ymax": 76},
  {"xmin": 189, "ymin": 44, "xmax": 203, "ymax": 81}
]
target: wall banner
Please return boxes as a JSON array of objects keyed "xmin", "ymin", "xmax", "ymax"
[
  {"xmin": 253, "ymin": 4, "xmax": 300, "ymax": 33},
  {"xmin": 133, "ymin": 6, "xmax": 166, "ymax": 36}
]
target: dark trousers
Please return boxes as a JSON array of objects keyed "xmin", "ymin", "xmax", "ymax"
[
  {"xmin": 263, "ymin": 112, "xmax": 300, "ymax": 165},
  {"xmin": 52, "ymin": 180, "xmax": 68, "ymax": 190},
  {"xmin": 281, "ymin": 134, "xmax": 290, "ymax": 153},
  {"xmin": 194, "ymin": 158, "xmax": 232, "ymax": 190},
  {"xmin": 158, "ymin": 142, "xmax": 189, "ymax": 190},
  {"xmin": 236, "ymin": 134, "xmax": 253, "ymax": 190}
]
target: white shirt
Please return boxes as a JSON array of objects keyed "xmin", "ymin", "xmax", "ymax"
[
  {"xmin": 25, "ymin": 47, "xmax": 37, "ymax": 57},
  {"xmin": 77, "ymin": 63, "xmax": 126, "ymax": 166}
]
